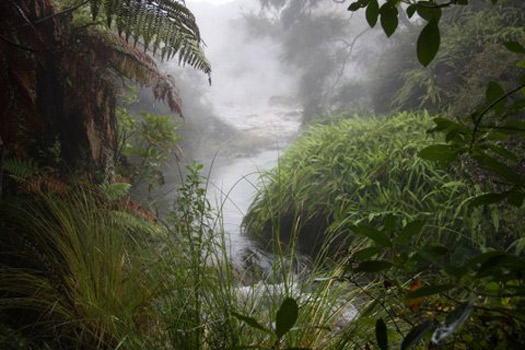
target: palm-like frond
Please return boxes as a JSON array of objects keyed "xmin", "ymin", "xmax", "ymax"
[
  {"xmin": 88, "ymin": 0, "xmax": 211, "ymax": 76},
  {"xmin": 74, "ymin": 28, "xmax": 184, "ymax": 116}
]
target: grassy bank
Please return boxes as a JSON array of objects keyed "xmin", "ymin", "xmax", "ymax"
[{"xmin": 243, "ymin": 112, "xmax": 524, "ymax": 255}]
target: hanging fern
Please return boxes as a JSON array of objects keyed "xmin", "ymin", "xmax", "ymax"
[
  {"xmin": 73, "ymin": 28, "xmax": 185, "ymax": 115},
  {"xmin": 87, "ymin": 0, "xmax": 211, "ymax": 77}
]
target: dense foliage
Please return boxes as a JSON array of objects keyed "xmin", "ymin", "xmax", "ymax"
[{"xmin": 243, "ymin": 112, "xmax": 524, "ymax": 255}]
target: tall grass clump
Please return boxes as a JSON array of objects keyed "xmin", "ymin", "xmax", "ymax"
[
  {"xmin": 243, "ymin": 112, "xmax": 522, "ymax": 255},
  {"xmin": 0, "ymin": 170, "xmax": 363, "ymax": 350},
  {"xmin": 0, "ymin": 190, "xmax": 164, "ymax": 349}
]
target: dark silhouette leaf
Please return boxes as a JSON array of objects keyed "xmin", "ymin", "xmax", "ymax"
[
  {"xmin": 352, "ymin": 225, "xmax": 392, "ymax": 247},
  {"xmin": 407, "ymin": 284, "xmax": 454, "ymax": 299},
  {"xmin": 366, "ymin": 0, "xmax": 379, "ymax": 27},
  {"xmin": 375, "ymin": 318, "xmax": 388, "ymax": 350},
  {"xmin": 417, "ymin": 20, "xmax": 440, "ymax": 66},
  {"xmin": 353, "ymin": 247, "xmax": 381, "ymax": 260},
  {"xmin": 505, "ymin": 41, "xmax": 525, "ymax": 54},
  {"xmin": 401, "ymin": 321, "xmax": 433, "ymax": 350},
  {"xmin": 396, "ymin": 220, "xmax": 425, "ymax": 245},
  {"xmin": 275, "ymin": 298, "xmax": 299, "ymax": 339},
  {"xmin": 355, "ymin": 260, "xmax": 393, "ymax": 273},
  {"xmin": 379, "ymin": 3, "xmax": 398, "ymax": 38}
]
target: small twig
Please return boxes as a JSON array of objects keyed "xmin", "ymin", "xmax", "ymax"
[
  {"xmin": 478, "ymin": 124, "xmax": 525, "ymax": 133},
  {"xmin": 470, "ymin": 82, "xmax": 525, "ymax": 149},
  {"xmin": 0, "ymin": 138, "xmax": 4, "ymax": 201},
  {"xmin": 13, "ymin": 0, "xmax": 90, "ymax": 29},
  {"xmin": 0, "ymin": 34, "xmax": 36, "ymax": 52}
]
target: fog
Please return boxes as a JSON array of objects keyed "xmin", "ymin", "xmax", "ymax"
[{"xmin": 147, "ymin": 0, "xmax": 374, "ymax": 263}]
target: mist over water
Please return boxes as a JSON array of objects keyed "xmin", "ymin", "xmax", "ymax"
[{"xmin": 163, "ymin": 0, "xmax": 302, "ymax": 262}]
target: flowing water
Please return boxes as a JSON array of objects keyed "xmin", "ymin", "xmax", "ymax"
[
  {"xmin": 205, "ymin": 103, "xmax": 302, "ymax": 267},
  {"xmin": 177, "ymin": 1, "xmax": 302, "ymax": 267}
]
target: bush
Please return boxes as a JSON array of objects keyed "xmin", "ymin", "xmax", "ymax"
[{"xmin": 243, "ymin": 112, "xmax": 523, "ymax": 255}]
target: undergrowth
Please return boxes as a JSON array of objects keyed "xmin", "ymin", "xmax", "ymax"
[{"xmin": 243, "ymin": 112, "xmax": 524, "ymax": 255}]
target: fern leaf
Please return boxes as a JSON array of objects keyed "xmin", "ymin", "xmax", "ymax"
[
  {"xmin": 77, "ymin": 28, "xmax": 184, "ymax": 116},
  {"xmin": 90, "ymin": 0, "xmax": 211, "ymax": 76},
  {"xmin": 2, "ymin": 158, "xmax": 40, "ymax": 180}
]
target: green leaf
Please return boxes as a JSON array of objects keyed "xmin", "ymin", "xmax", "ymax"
[
  {"xmin": 383, "ymin": 214, "xmax": 398, "ymax": 234},
  {"xmin": 407, "ymin": 284, "xmax": 454, "ymax": 299},
  {"xmin": 416, "ymin": 4, "xmax": 442, "ymax": 22},
  {"xmin": 469, "ymin": 192, "xmax": 508, "ymax": 207},
  {"xmin": 418, "ymin": 144, "xmax": 459, "ymax": 163},
  {"xmin": 507, "ymin": 189, "xmax": 525, "ymax": 207},
  {"xmin": 473, "ymin": 153, "xmax": 523, "ymax": 186},
  {"xmin": 416, "ymin": 244, "xmax": 449, "ymax": 263},
  {"xmin": 354, "ymin": 260, "xmax": 393, "ymax": 273},
  {"xmin": 406, "ymin": 4, "xmax": 417, "ymax": 18},
  {"xmin": 487, "ymin": 144, "xmax": 518, "ymax": 162},
  {"xmin": 379, "ymin": 3, "xmax": 398, "ymax": 38},
  {"xmin": 366, "ymin": 0, "xmax": 379, "ymax": 27},
  {"xmin": 348, "ymin": 0, "xmax": 369, "ymax": 11},
  {"xmin": 486, "ymin": 81, "xmax": 505, "ymax": 104},
  {"xmin": 396, "ymin": 220, "xmax": 425, "ymax": 245},
  {"xmin": 353, "ymin": 247, "xmax": 381, "ymax": 260},
  {"xmin": 275, "ymin": 298, "xmax": 299, "ymax": 339},
  {"xmin": 232, "ymin": 312, "xmax": 271, "ymax": 333},
  {"xmin": 417, "ymin": 20, "xmax": 440, "ymax": 67},
  {"xmin": 375, "ymin": 318, "xmax": 388, "ymax": 350},
  {"xmin": 352, "ymin": 225, "xmax": 392, "ymax": 247},
  {"xmin": 504, "ymin": 41, "xmax": 525, "ymax": 54},
  {"xmin": 431, "ymin": 302, "xmax": 473, "ymax": 345},
  {"xmin": 401, "ymin": 321, "xmax": 433, "ymax": 350}
]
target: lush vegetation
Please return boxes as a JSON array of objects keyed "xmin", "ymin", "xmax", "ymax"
[
  {"xmin": 243, "ymin": 112, "xmax": 524, "ymax": 254},
  {"xmin": 1, "ymin": 0, "xmax": 525, "ymax": 349}
]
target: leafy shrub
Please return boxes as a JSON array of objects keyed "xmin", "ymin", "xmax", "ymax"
[{"xmin": 243, "ymin": 112, "xmax": 523, "ymax": 255}]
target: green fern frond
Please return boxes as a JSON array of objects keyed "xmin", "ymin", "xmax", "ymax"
[
  {"xmin": 89, "ymin": 0, "xmax": 211, "ymax": 76},
  {"xmin": 2, "ymin": 158, "xmax": 41, "ymax": 180},
  {"xmin": 99, "ymin": 182, "xmax": 131, "ymax": 201},
  {"xmin": 78, "ymin": 28, "xmax": 185, "ymax": 115}
]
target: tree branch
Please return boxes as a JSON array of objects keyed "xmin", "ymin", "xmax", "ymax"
[
  {"xmin": 0, "ymin": 34, "xmax": 36, "ymax": 52},
  {"xmin": 471, "ymin": 82, "xmax": 525, "ymax": 148}
]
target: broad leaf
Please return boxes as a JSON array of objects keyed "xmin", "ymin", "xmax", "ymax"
[
  {"xmin": 396, "ymin": 220, "xmax": 425, "ymax": 245},
  {"xmin": 419, "ymin": 144, "xmax": 459, "ymax": 163},
  {"xmin": 407, "ymin": 284, "xmax": 454, "ymax": 299},
  {"xmin": 401, "ymin": 321, "xmax": 433, "ymax": 350},
  {"xmin": 232, "ymin": 312, "xmax": 271, "ymax": 333},
  {"xmin": 417, "ymin": 20, "xmax": 440, "ymax": 67},
  {"xmin": 406, "ymin": 5, "xmax": 417, "ymax": 18},
  {"xmin": 504, "ymin": 41, "xmax": 525, "ymax": 54},
  {"xmin": 486, "ymin": 81, "xmax": 505, "ymax": 103},
  {"xmin": 353, "ymin": 247, "xmax": 381, "ymax": 260},
  {"xmin": 469, "ymin": 192, "xmax": 508, "ymax": 207},
  {"xmin": 416, "ymin": 4, "xmax": 442, "ymax": 22},
  {"xmin": 473, "ymin": 153, "xmax": 523, "ymax": 186},
  {"xmin": 379, "ymin": 3, "xmax": 398, "ymax": 38},
  {"xmin": 354, "ymin": 260, "xmax": 393, "ymax": 273},
  {"xmin": 275, "ymin": 298, "xmax": 299, "ymax": 339},
  {"xmin": 375, "ymin": 318, "xmax": 388, "ymax": 350},
  {"xmin": 352, "ymin": 225, "xmax": 392, "ymax": 247},
  {"xmin": 366, "ymin": 0, "xmax": 379, "ymax": 27}
]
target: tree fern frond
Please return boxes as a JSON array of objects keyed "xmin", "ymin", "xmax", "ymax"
[
  {"xmin": 91, "ymin": 0, "xmax": 211, "ymax": 76},
  {"xmin": 76, "ymin": 28, "xmax": 185, "ymax": 116}
]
